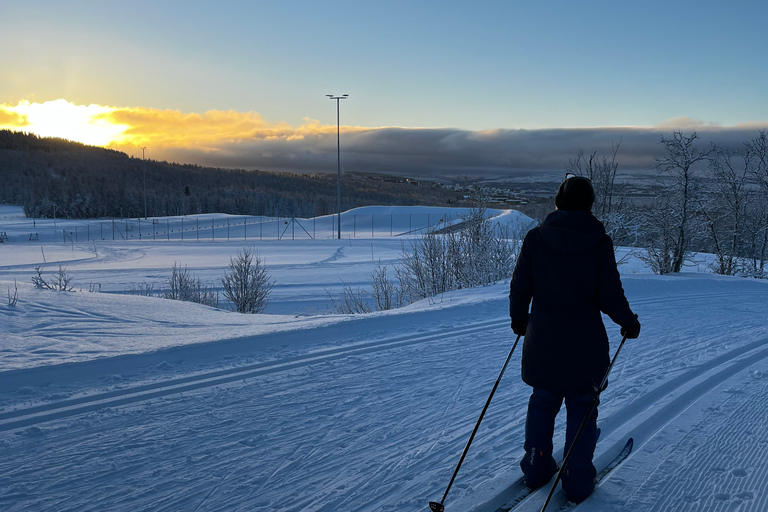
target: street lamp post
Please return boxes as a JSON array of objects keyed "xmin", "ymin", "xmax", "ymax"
[
  {"xmin": 326, "ymin": 94, "xmax": 348, "ymax": 239},
  {"xmin": 141, "ymin": 147, "xmax": 147, "ymax": 219}
]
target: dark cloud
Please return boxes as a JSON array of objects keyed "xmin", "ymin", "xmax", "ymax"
[{"xmin": 135, "ymin": 123, "xmax": 768, "ymax": 181}]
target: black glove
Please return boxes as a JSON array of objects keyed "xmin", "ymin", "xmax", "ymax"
[
  {"xmin": 621, "ymin": 315, "xmax": 641, "ymax": 339},
  {"xmin": 511, "ymin": 315, "xmax": 529, "ymax": 336}
]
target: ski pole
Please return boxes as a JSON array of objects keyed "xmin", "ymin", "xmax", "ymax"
[
  {"xmin": 429, "ymin": 334, "xmax": 522, "ymax": 512},
  {"xmin": 540, "ymin": 335, "xmax": 628, "ymax": 512}
]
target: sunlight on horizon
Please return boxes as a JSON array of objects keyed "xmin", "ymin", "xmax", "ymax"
[
  {"xmin": 0, "ymin": 99, "xmax": 368, "ymax": 153},
  {"xmin": 0, "ymin": 99, "xmax": 130, "ymax": 147}
]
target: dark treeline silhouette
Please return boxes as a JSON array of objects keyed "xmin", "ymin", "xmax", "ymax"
[{"xmin": 0, "ymin": 130, "xmax": 467, "ymax": 219}]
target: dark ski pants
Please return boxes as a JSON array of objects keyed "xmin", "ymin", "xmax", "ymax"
[{"xmin": 520, "ymin": 387, "xmax": 598, "ymax": 502}]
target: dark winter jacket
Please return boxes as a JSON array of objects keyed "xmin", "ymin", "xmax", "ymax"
[{"xmin": 509, "ymin": 210, "xmax": 636, "ymax": 394}]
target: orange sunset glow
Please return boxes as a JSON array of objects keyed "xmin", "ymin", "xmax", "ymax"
[{"xmin": 0, "ymin": 99, "xmax": 367, "ymax": 154}]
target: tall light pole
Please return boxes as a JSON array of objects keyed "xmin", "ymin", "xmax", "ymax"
[
  {"xmin": 141, "ymin": 147, "xmax": 147, "ymax": 219},
  {"xmin": 326, "ymin": 94, "xmax": 348, "ymax": 239}
]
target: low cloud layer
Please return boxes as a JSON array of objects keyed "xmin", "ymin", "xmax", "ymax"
[
  {"xmin": 141, "ymin": 122, "xmax": 768, "ymax": 180},
  {"xmin": 3, "ymin": 100, "xmax": 767, "ymax": 180}
]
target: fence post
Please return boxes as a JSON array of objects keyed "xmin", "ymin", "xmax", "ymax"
[
  {"xmin": 372, "ymin": 214, "xmax": 374, "ymax": 237},
  {"xmin": 167, "ymin": 219, "xmax": 170, "ymax": 241},
  {"xmin": 139, "ymin": 218, "xmax": 141, "ymax": 240},
  {"xmin": 197, "ymin": 219, "xmax": 199, "ymax": 241},
  {"xmin": 354, "ymin": 215, "xmax": 357, "ymax": 238},
  {"xmin": 182, "ymin": 218, "xmax": 184, "ymax": 241},
  {"xmin": 212, "ymin": 218, "xmax": 214, "ymax": 241},
  {"xmin": 112, "ymin": 220, "xmax": 115, "ymax": 240},
  {"xmin": 244, "ymin": 217, "xmax": 247, "ymax": 241},
  {"xmin": 227, "ymin": 218, "xmax": 230, "ymax": 241}
]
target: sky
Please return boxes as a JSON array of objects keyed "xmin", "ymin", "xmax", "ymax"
[{"xmin": 2, "ymin": 0, "xmax": 767, "ymax": 177}]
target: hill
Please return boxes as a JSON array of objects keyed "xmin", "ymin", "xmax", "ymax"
[{"xmin": 0, "ymin": 130, "xmax": 469, "ymax": 219}]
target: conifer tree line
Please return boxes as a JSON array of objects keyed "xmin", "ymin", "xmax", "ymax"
[{"xmin": 0, "ymin": 130, "xmax": 464, "ymax": 220}]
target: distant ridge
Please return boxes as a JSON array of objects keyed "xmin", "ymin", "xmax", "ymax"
[{"xmin": 0, "ymin": 130, "xmax": 468, "ymax": 219}]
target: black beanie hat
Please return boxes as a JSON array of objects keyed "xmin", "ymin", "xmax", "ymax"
[{"xmin": 555, "ymin": 176, "xmax": 595, "ymax": 212}]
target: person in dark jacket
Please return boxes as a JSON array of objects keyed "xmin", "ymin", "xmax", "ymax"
[{"xmin": 509, "ymin": 175, "xmax": 640, "ymax": 503}]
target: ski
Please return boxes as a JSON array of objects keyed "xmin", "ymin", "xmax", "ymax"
[
  {"xmin": 558, "ymin": 438, "xmax": 634, "ymax": 510},
  {"xmin": 493, "ymin": 483, "xmax": 534, "ymax": 512},
  {"xmin": 493, "ymin": 430, "xmax": 602, "ymax": 512}
]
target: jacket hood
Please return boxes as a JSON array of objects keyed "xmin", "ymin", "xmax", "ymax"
[{"xmin": 539, "ymin": 210, "xmax": 606, "ymax": 255}]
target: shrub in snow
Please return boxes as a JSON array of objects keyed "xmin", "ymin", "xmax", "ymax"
[
  {"xmin": 327, "ymin": 207, "xmax": 521, "ymax": 314},
  {"xmin": 221, "ymin": 247, "xmax": 274, "ymax": 314},
  {"xmin": 164, "ymin": 262, "xmax": 219, "ymax": 308},
  {"xmin": 370, "ymin": 263, "xmax": 405, "ymax": 311},
  {"xmin": 397, "ymin": 206, "xmax": 517, "ymax": 302},
  {"xmin": 31, "ymin": 264, "xmax": 74, "ymax": 291},
  {"xmin": 7, "ymin": 279, "xmax": 18, "ymax": 306},
  {"xmin": 125, "ymin": 282, "xmax": 156, "ymax": 296},
  {"xmin": 326, "ymin": 283, "xmax": 372, "ymax": 314}
]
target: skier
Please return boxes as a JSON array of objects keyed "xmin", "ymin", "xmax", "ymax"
[{"xmin": 509, "ymin": 174, "xmax": 641, "ymax": 503}]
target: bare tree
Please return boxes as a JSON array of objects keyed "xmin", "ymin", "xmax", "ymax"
[
  {"xmin": 221, "ymin": 248, "xmax": 274, "ymax": 314},
  {"xmin": 747, "ymin": 130, "xmax": 768, "ymax": 192},
  {"xmin": 566, "ymin": 142, "xmax": 640, "ymax": 251},
  {"xmin": 646, "ymin": 131, "xmax": 714, "ymax": 273},
  {"xmin": 700, "ymin": 147, "xmax": 752, "ymax": 275},
  {"xmin": 742, "ymin": 199, "xmax": 768, "ymax": 278},
  {"xmin": 743, "ymin": 131, "xmax": 768, "ymax": 277}
]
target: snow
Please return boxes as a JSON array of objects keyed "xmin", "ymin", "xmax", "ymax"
[{"xmin": 2, "ymin": 204, "xmax": 768, "ymax": 511}]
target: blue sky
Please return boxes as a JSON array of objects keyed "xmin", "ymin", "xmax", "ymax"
[
  {"xmin": 2, "ymin": 0, "xmax": 767, "ymax": 175},
  {"xmin": 4, "ymin": 0, "xmax": 766, "ymax": 129}
]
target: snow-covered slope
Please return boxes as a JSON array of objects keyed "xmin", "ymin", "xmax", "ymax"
[{"xmin": 1, "ymin": 205, "xmax": 768, "ymax": 512}]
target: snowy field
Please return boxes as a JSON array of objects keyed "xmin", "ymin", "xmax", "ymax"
[{"xmin": 1, "ymin": 204, "xmax": 768, "ymax": 512}]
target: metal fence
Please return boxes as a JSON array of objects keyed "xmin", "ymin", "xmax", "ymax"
[{"xmin": 12, "ymin": 212, "xmax": 463, "ymax": 245}]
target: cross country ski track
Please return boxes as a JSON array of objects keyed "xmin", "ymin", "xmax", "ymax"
[
  {"xmin": 0, "ymin": 318, "xmax": 506, "ymax": 432},
  {"xmin": 478, "ymin": 333, "xmax": 768, "ymax": 512},
  {"xmin": 0, "ymin": 289, "xmax": 760, "ymax": 434},
  {"xmin": 2, "ymin": 286, "xmax": 768, "ymax": 511}
]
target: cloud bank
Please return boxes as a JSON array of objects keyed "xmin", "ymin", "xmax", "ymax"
[
  {"xmin": 142, "ymin": 122, "xmax": 768, "ymax": 180},
  {"xmin": 3, "ymin": 100, "xmax": 767, "ymax": 180}
]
